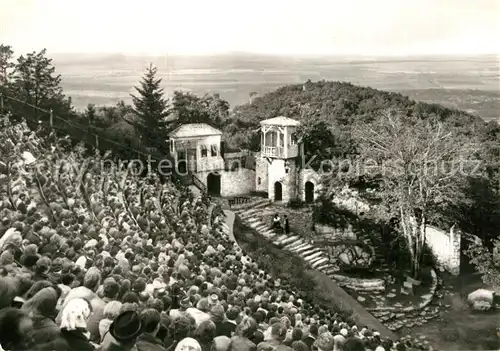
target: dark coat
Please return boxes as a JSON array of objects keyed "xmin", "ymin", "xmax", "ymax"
[
  {"xmin": 60, "ymin": 328, "xmax": 95, "ymax": 351},
  {"xmin": 29, "ymin": 316, "xmax": 61, "ymax": 344},
  {"xmin": 216, "ymin": 320, "xmax": 237, "ymax": 338},
  {"xmin": 301, "ymin": 335, "xmax": 316, "ymax": 349},
  {"xmin": 136, "ymin": 333, "xmax": 166, "ymax": 351}
]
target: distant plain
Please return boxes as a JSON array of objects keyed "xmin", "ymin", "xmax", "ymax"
[{"xmin": 52, "ymin": 53, "xmax": 500, "ymax": 122}]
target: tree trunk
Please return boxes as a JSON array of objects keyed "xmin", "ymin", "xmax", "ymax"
[
  {"xmin": 400, "ymin": 207, "xmax": 416, "ymax": 276},
  {"xmin": 410, "ymin": 216, "xmax": 421, "ymax": 278}
]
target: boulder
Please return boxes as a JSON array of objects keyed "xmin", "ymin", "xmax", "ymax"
[{"xmin": 467, "ymin": 289, "xmax": 495, "ymax": 311}]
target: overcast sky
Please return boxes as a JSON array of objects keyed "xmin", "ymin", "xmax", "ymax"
[{"xmin": 1, "ymin": 0, "xmax": 499, "ymax": 56}]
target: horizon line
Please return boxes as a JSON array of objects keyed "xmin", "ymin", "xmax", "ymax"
[{"xmin": 48, "ymin": 50, "xmax": 500, "ymax": 58}]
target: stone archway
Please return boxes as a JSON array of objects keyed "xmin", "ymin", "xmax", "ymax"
[
  {"xmin": 305, "ymin": 181, "xmax": 315, "ymax": 203},
  {"xmin": 274, "ymin": 181, "xmax": 283, "ymax": 201},
  {"xmin": 207, "ymin": 173, "xmax": 221, "ymax": 196}
]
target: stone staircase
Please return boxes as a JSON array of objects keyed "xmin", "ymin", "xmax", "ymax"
[
  {"xmin": 233, "ymin": 199, "xmax": 386, "ymax": 293},
  {"xmin": 233, "ymin": 199, "xmax": 441, "ymax": 333}
]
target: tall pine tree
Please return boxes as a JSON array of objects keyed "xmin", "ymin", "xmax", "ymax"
[{"xmin": 129, "ymin": 63, "xmax": 169, "ymax": 151}]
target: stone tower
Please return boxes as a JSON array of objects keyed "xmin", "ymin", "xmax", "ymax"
[{"xmin": 255, "ymin": 116, "xmax": 301, "ymax": 203}]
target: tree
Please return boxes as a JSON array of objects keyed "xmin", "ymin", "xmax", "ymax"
[
  {"xmin": 129, "ymin": 63, "xmax": 169, "ymax": 150},
  {"xmin": 295, "ymin": 118, "xmax": 357, "ymax": 170},
  {"xmin": 9, "ymin": 49, "xmax": 68, "ymax": 115},
  {"xmin": 85, "ymin": 103, "xmax": 97, "ymax": 127},
  {"xmin": 170, "ymin": 91, "xmax": 229, "ymax": 130},
  {"xmin": 466, "ymin": 238, "xmax": 500, "ymax": 289},
  {"xmin": 322, "ymin": 109, "xmax": 480, "ymax": 278},
  {"xmin": 0, "ymin": 44, "xmax": 14, "ymax": 86}
]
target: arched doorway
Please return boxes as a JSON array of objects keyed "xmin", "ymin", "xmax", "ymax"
[
  {"xmin": 274, "ymin": 182, "xmax": 282, "ymax": 201},
  {"xmin": 305, "ymin": 181, "xmax": 314, "ymax": 203},
  {"xmin": 207, "ymin": 173, "xmax": 221, "ymax": 196}
]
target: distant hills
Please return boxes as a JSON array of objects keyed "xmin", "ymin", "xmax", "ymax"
[{"xmin": 50, "ymin": 53, "xmax": 499, "ymax": 121}]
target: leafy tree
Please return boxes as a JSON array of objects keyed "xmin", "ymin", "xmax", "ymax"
[
  {"xmin": 466, "ymin": 238, "xmax": 500, "ymax": 289},
  {"xmin": 296, "ymin": 118, "xmax": 356, "ymax": 170},
  {"xmin": 321, "ymin": 109, "xmax": 480, "ymax": 278},
  {"xmin": 170, "ymin": 91, "xmax": 229, "ymax": 130},
  {"xmin": 0, "ymin": 44, "xmax": 14, "ymax": 86},
  {"xmin": 128, "ymin": 63, "xmax": 169, "ymax": 150},
  {"xmin": 9, "ymin": 49, "xmax": 69, "ymax": 117},
  {"xmin": 85, "ymin": 103, "xmax": 97, "ymax": 127}
]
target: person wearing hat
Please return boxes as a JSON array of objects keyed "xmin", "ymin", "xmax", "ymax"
[
  {"xmin": 173, "ymin": 337, "xmax": 201, "ymax": 351},
  {"xmin": 99, "ymin": 310, "xmax": 143, "ymax": 351},
  {"xmin": 207, "ymin": 294, "xmax": 219, "ymax": 307},
  {"xmin": 57, "ymin": 267, "xmax": 106, "ymax": 343}
]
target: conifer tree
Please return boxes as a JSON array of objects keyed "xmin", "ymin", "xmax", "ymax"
[{"xmin": 129, "ymin": 63, "xmax": 169, "ymax": 150}]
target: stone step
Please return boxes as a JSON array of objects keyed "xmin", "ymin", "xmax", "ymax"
[
  {"xmin": 310, "ymin": 257, "xmax": 329, "ymax": 269},
  {"xmin": 286, "ymin": 240, "xmax": 308, "ymax": 250},
  {"xmin": 244, "ymin": 207, "xmax": 265, "ymax": 216},
  {"xmin": 307, "ymin": 255, "xmax": 325, "ymax": 266},
  {"xmin": 315, "ymin": 263, "xmax": 331, "ymax": 272},
  {"xmin": 261, "ymin": 229, "xmax": 276, "ymax": 238},
  {"xmin": 276, "ymin": 235, "xmax": 301, "ymax": 246},
  {"xmin": 273, "ymin": 234, "xmax": 289, "ymax": 243},
  {"xmin": 255, "ymin": 223, "xmax": 269, "ymax": 232},
  {"xmin": 303, "ymin": 251, "xmax": 324, "ymax": 262},
  {"xmin": 232, "ymin": 199, "xmax": 270, "ymax": 211},
  {"xmin": 296, "ymin": 248, "xmax": 320, "ymax": 257},
  {"xmin": 241, "ymin": 215, "xmax": 260, "ymax": 223},
  {"xmin": 253, "ymin": 201, "xmax": 272, "ymax": 209},
  {"xmin": 324, "ymin": 266, "xmax": 340, "ymax": 275},
  {"xmin": 284, "ymin": 239, "xmax": 305, "ymax": 250},
  {"xmin": 299, "ymin": 247, "xmax": 321, "ymax": 256},
  {"xmin": 239, "ymin": 211, "xmax": 261, "ymax": 220},
  {"xmin": 248, "ymin": 221, "xmax": 264, "ymax": 229}
]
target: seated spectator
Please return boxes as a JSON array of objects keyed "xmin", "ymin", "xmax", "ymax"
[
  {"xmin": 302, "ymin": 324, "xmax": 318, "ymax": 349},
  {"xmin": 174, "ymin": 337, "xmax": 202, "ymax": 351},
  {"xmin": 99, "ymin": 310, "xmax": 143, "ymax": 351},
  {"xmin": 194, "ymin": 320, "xmax": 217, "ymax": 351},
  {"xmin": 257, "ymin": 322, "xmax": 293, "ymax": 351},
  {"xmin": 342, "ymin": 337, "xmax": 366, "ymax": 351},
  {"xmin": 217, "ymin": 306, "xmax": 239, "ymax": 338},
  {"xmin": 57, "ymin": 267, "xmax": 106, "ymax": 343},
  {"xmin": 22, "ymin": 286, "xmax": 61, "ymax": 344},
  {"xmin": 211, "ymin": 335, "xmax": 231, "ymax": 351},
  {"xmin": 59, "ymin": 298, "xmax": 95, "ymax": 351},
  {"xmin": 0, "ymin": 308, "xmax": 34, "ymax": 351},
  {"xmin": 314, "ymin": 332, "xmax": 335, "ymax": 351},
  {"xmin": 99, "ymin": 301, "xmax": 123, "ymax": 343},
  {"xmin": 228, "ymin": 316, "xmax": 257, "ymax": 351},
  {"xmin": 136, "ymin": 308, "xmax": 166, "ymax": 351}
]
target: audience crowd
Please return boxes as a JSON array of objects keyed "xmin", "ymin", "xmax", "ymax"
[{"xmin": 0, "ymin": 117, "xmax": 424, "ymax": 351}]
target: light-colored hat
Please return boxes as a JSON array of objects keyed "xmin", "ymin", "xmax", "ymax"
[{"xmin": 174, "ymin": 337, "xmax": 202, "ymax": 351}]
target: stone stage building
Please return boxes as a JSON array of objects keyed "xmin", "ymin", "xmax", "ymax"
[{"xmin": 168, "ymin": 117, "xmax": 321, "ymax": 203}]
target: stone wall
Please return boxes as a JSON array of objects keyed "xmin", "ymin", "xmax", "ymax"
[
  {"xmin": 255, "ymin": 156, "xmax": 268, "ymax": 193},
  {"xmin": 425, "ymin": 225, "xmax": 461, "ymax": 275},
  {"xmin": 315, "ymin": 224, "xmax": 357, "ymax": 240},
  {"xmin": 267, "ymin": 158, "xmax": 297, "ymax": 202},
  {"xmin": 298, "ymin": 168, "xmax": 322, "ymax": 203},
  {"xmin": 220, "ymin": 169, "xmax": 256, "ymax": 197}
]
